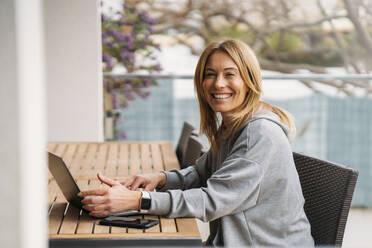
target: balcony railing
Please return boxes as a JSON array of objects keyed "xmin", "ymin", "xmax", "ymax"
[{"xmin": 105, "ymin": 72, "xmax": 372, "ymax": 81}]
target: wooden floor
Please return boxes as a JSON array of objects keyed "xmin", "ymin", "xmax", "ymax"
[{"xmin": 48, "ymin": 142, "xmax": 200, "ymax": 241}]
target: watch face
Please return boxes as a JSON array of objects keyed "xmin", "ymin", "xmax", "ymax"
[{"xmin": 141, "ymin": 193, "xmax": 151, "ymax": 210}]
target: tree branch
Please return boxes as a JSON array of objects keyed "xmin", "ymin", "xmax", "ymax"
[{"xmin": 343, "ymin": 0, "xmax": 372, "ymax": 70}]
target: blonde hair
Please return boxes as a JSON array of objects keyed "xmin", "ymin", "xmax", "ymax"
[{"xmin": 194, "ymin": 39, "xmax": 296, "ymax": 152}]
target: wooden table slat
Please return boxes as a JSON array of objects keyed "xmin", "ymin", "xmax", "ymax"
[
  {"xmin": 76, "ymin": 212, "xmax": 94, "ymax": 234},
  {"xmin": 140, "ymin": 144, "xmax": 152, "ymax": 174},
  {"xmin": 48, "ymin": 179, "xmax": 66, "ymax": 203},
  {"xmin": 144, "ymin": 215, "xmax": 160, "ymax": 233},
  {"xmin": 150, "ymin": 143, "xmax": 164, "ymax": 172},
  {"xmin": 129, "ymin": 143, "xmax": 141, "ymax": 175},
  {"xmin": 54, "ymin": 144, "xmax": 67, "ymax": 157},
  {"xmin": 48, "ymin": 143, "xmax": 57, "ymax": 153},
  {"xmin": 63, "ymin": 144, "xmax": 78, "ymax": 166},
  {"xmin": 75, "ymin": 180, "xmax": 94, "ymax": 234},
  {"xmin": 105, "ymin": 143, "xmax": 118, "ymax": 177},
  {"xmin": 49, "ymin": 202, "xmax": 67, "ymax": 234},
  {"xmin": 117, "ymin": 143, "xmax": 129, "ymax": 177},
  {"xmin": 110, "ymin": 225, "xmax": 127, "ymax": 234},
  {"xmin": 79, "ymin": 143, "xmax": 97, "ymax": 177},
  {"xmin": 175, "ymin": 218, "xmax": 200, "ymax": 234},
  {"xmin": 70, "ymin": 144, "xmax": 88, "ymax": 176},
  {"xmin": 160, "ymin": 143, "xmax": 179, "ymax": 171},
  {"xmin": 93, "ymin": 221, "xmax": 110, "ymax": 234},
  {"xmin": 48, "ymin": 180, "xmax": 58, "ymax": 204},
  {"xmin": 58, "ymin": 205, "xmax": 80, "ymax": 234},
  {"xmin": 94, "ymin": 144, "xmax": 108, "ymax": 175},
  {"xmin": 159, "ymin": 217, "xmax": 177, "ymax": 233}
]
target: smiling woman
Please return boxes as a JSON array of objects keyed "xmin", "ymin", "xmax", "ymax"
[{"xmin": 80, "ymin": 39, "xmax": 314, "ymax": 247}]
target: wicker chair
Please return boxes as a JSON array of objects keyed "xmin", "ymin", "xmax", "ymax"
[
  {"xmin": 293, "ymin": 152, "xmax": 359, "ymax": 247},
  {"xmin": 175, "ymin": 122, "xmax": 195, "ymax": 165},
  {"xmin": 182, "ymin": 134, "xmax": 204, "ymax": 169}
]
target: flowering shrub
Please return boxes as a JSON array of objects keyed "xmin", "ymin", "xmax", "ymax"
[{"xmin": 101, "ymin": 2, "xmax": 162, "ymax": 139}]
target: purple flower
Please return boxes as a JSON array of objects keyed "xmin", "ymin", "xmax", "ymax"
[
  {"xmin": 155, "ymin": 64, "xmax": 162, "ymax": 71},
  {"xmin": 112, "ymin": 30, "xmax": 124, "ymax": 42},
  {"xmin": 104, "ymin": 29, "xmax": 113, "ymax": 36},
  {"xmin": 124, "ymin": 83, "xmax": 132, "ymax": 91},
  {"xmin": 123, "ymin": 34, "xmax": 135, "ymax": 50},
  {"xmin": 134, "ymin": 83, "xmax": 144, "ymax": 89},
  {"xmin": 139, "ymin": 41, "xmax": 146, "ymax": 49},
  {"xmin": 125, "ymin": 92, "xmax": 135, "ymax": 101},
  {"xmin": 119, "ymin": 48, "xmax": 135, "ymax": 64},
  {"xmin": 116, "ymin": 131, "xmax": 127, "ymax": 140},
  {"xmin": 139, "ymin": 10, "xmax": 156, "ymax": 25},
  {"xmin": 119, "ymin": 19, "xmax": 126, "ymax": 25},
  {"xmin": 112, "ymin": 92, "xmax": 119, "ymax": 108},
  {"xmin": 102, "ymin": 53, "xmax": 114, "ymax": 70},
  {"xmin": 103, "ymin": 39, "xmax": 114, "ymax": 49},
  {"xmin": 148, "ymin": 26, "xmax": 154, "ymax": 33},
  {"xmin": 139, "ymin": 91, "xmax": 150, "ymax": 99},
  {"xmin": 128, "ymin": 53, "xmax": 135, "ymax": 64},
  {"xmin": 102, "ymin": 31, "xmax": 108, "ymax": 40},
  {"xmin": 143, "ymin": 79, "xmax": 152, "ymax": 87}
]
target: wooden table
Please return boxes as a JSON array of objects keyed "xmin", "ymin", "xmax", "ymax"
[{"xmin": 48, "ymin": 142, "xmax": 201, "ymax": 247}]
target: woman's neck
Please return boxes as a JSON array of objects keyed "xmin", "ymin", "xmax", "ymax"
[{"xmin": 221, "ymin": 113, "xmax": 234, "ymax": 129}]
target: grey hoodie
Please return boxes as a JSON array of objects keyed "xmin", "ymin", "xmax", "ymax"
[{"xmin": 148, "ymin": 111, "xmax": 314, "ymax": 247}]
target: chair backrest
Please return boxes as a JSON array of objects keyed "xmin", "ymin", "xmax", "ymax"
[
  {"xmin": 293, "ymin": 152, "xmax": 359, "ymax": 246},
  {"xmin": 182, "ymin": 134, "xmax": 204, "ymax": 169},
  {"xmin": 175, "ymin": 122, "xmax": 195, "ymax": 165}
]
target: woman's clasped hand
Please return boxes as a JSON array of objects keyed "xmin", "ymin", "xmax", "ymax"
[{"xmin": 78, "ymin": 172, "xmax": 165, "ymax": 217}]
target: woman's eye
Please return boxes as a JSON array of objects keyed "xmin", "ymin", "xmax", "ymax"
[
  {"xmin": 226, "ymin": 73, "xmax": 235, "ymax": 77},
  {"xmin": 205, "ymin": 73, "xmax": 216, "ymax": 78}
]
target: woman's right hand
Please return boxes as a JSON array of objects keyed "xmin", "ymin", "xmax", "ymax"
[{"xmin": 121, "ymin": 172, "xmax": 166, "ymax": 191}]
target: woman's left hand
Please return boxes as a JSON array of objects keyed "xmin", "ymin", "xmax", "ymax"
[{"xmin": 78, "ymin": 173, "xmax": 142, "ymax": 218}]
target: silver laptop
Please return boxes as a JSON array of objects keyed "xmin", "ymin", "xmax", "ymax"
[
  {"xmin": 48, "ymin": 152, "xmax": 83, "ymax": 210},
  {"xmin": 48, "ymin": 152, "xmax": 139, "ymax": 216}
]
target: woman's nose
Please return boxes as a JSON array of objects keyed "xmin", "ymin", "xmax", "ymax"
[{"xmin": 214, "ymin": 75, "xmax": 226, "ymax": 89}]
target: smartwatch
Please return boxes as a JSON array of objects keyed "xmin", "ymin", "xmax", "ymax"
[{"xmin": 140, "ymin": 191, "xmax": 151, "ymax": 213}]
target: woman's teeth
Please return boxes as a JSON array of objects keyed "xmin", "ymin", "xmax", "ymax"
[{"xmin": 213, "ymin": 94, "xmax": 232, "ymax": 99}]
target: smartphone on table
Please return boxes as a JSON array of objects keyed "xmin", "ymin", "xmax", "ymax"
[{"xmin": 99, "ymin": 216, "xmax": 159, "ymax": 229}]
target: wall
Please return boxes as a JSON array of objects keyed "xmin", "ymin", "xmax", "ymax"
[
  {"xmin": 44, "ymin": 0, "xmax": 103, "ymax": 142},
  {"xmin": 0, "ymin": 0, "xmax": 47, "ymax": 247}
]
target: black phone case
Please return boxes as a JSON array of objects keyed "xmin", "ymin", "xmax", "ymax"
[{"xmin": 99, "ymin": 219, "xmax": 159, "ymax": 229}]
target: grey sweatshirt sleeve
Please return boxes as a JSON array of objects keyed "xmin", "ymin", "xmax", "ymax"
[
  {"xmin": 158, "ymin": 151, "xmax": 210, "ymax": 191},
  {"xmin": 149, "ymin": 121, "xmax": 283, "ymax": 221}
]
